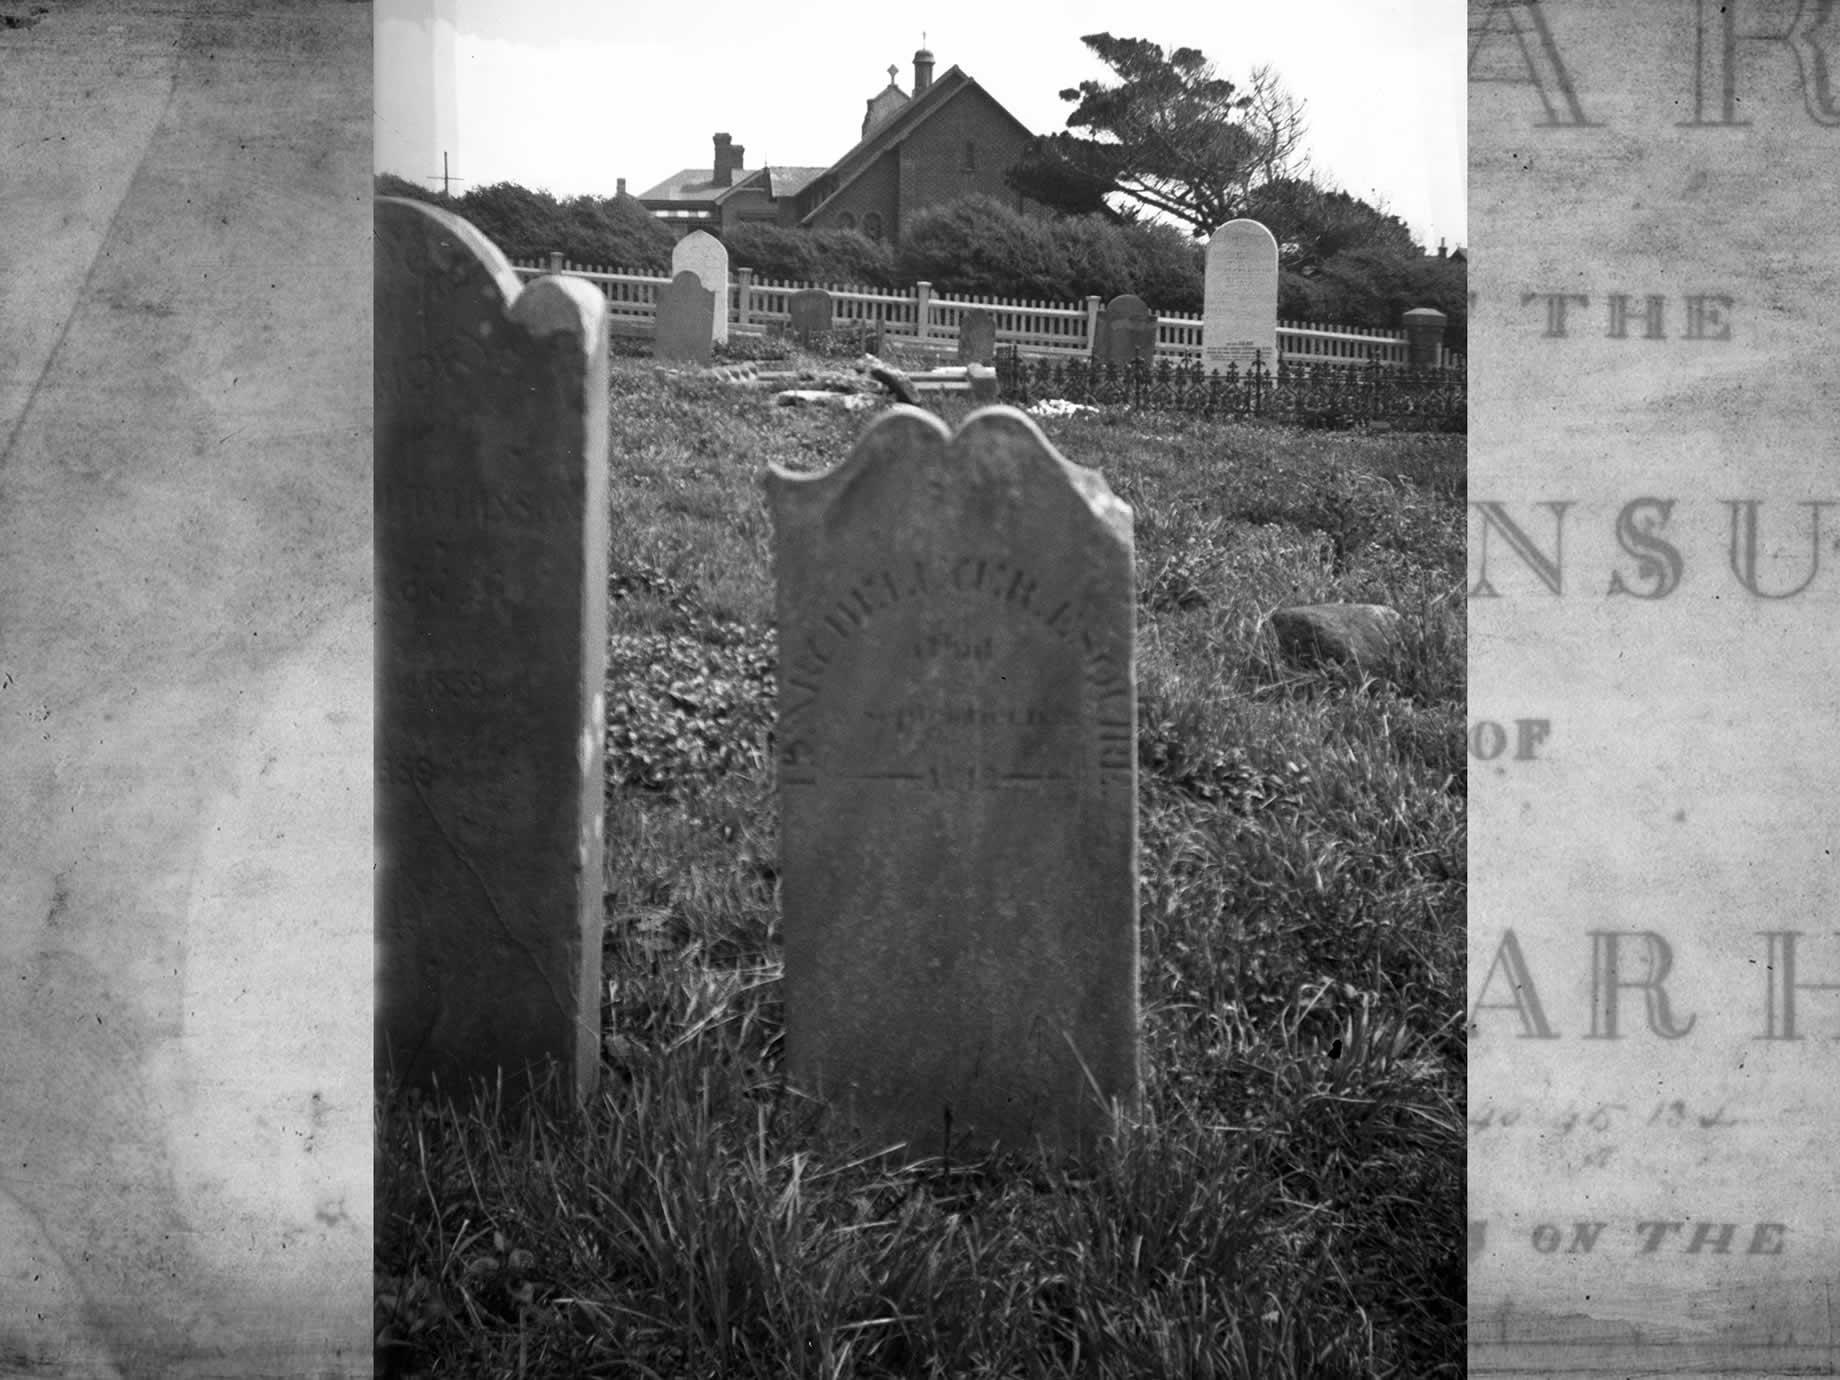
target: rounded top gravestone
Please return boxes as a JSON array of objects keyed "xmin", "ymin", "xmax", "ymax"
[
  {"xmin": 671, "ymin": 229, "xmax": 730, "ymax": 344},
  {"xmin": 1202, "ymin": 218, "xmax": 1279, "ymax": 375}
]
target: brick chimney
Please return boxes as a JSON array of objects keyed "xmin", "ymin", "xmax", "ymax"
[
  {"xmin": 712, "ymin": 132, "xmax": 745, "ymax": 187},
  {"xmin": 913, "ymin": 47, "xmax": 934, "ymax": 94},
  {"xmin": 616, "ymin": 177, "xmax": 627, "ymax": 196}
]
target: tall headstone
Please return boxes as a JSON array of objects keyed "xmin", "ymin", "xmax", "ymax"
[
  {"xmin": 787, "ymin": 287, "xmax": 834, "ymax": 346},
  {"xmin": 1091, "ymin": 293, "xmax": 1157, "ymax": 367},
  {"xmin": 957, "ymin": 306, "xmax": 997, "ymax": 364},
  {"xmin": 766, "ymin": 406, "xmax": 1139, "ymax": 1157},
  {"xmin": 375, "ymin": 197, "xmax": 610, "ymax": 1105},
  {"xmin": 1202, "ymin": 219, "xmax": 1279, "ymax": 374},
  {"xmin": 654, "ymin": 269, "xmax": 717, "ymax": 364},
  {"xmin": 671, "ymin": 229, "xmax": 730, "ymax": 344}
]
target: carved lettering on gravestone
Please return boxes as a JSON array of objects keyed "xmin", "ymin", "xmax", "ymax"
[
  {"xmin": 1469, "ymin": 1, "xmax": 1840, "ymax": 1372},
  {"xmin": 654, "ymin": 269, "xmax": 716, "ymax": 364},
  {"xmin": 1201, "ymin": 219, "xmax": 1278, "ymax": 374},
  {"xmin": 1091, "ymin": 293, "xmax": 1156, "ymax": 367},
  {"xmin": 787, "ymin": 288, "xmax": 834, "ymax": 347},
  {"xmin": 766, "ymin": 406, "xmax": 1139, "ymax": 1157},
  {"xmin": 375, "ymin": 197, "xmax": 610, "ymax": 1104},
  {"xmin": 957, "ymin": 306, "xmax": 997, "ymax": 365},
  {"xmin": 670, "ymin": 229, "xmax": 729, "ymax": 345}
]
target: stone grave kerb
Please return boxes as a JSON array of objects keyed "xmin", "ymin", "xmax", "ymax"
[
  {"xmin": 375, "ymin": 196, "xmax": 611, "ymax": 1109},
  {"xmin": 764, "ymin": 405, "xmax": 1140, "ymax": 1157}
]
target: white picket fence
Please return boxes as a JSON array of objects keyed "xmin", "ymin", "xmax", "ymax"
[{"xmin": 509, "ymin": 256, "xmax": 1462, "ymax": 370}]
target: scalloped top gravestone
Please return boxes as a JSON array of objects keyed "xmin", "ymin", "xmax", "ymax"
[
  {"xmin": 957, "ymin": 307, "xmax": 997, "ymax": 365},
  {"xmin": 671, "ymin": 230, "xmax": 729, "ymax": 345},
  {"xmin": 1202, "ymin": 219, "xmax": 1279, "ymax": 374},
  {"xmin": 1091, "ymin": 293, "xmax": 1157, "ymax": 367},
  {"xmin": 654, "ymin": 270, "xmax": 716, "ymax": 364},
  {"xmin": 787, "ymin": 288, "xmax": 834, "ymax": 346},
  {"xmin": 766, "ymin": 406, "xmax": 1140, "ymax": 1157},
  {"xmin": 375, "ymin": 197, "xmax": 610, "ymax": 1105}
]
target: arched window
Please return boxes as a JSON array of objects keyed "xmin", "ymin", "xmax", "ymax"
[
  {"xmin": 838, "ymin": 211, "xmax": 857, "ymax": 231},
  {"xmin": 963, "ymin": 140, "xmax": 977, "ymax": 171},
  {"xmin": 862, "ymin": 212, "xmax": 883, "ymax": 241}
]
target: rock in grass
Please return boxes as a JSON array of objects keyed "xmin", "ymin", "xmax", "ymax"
[{"xmin": 1268, "ymin": 603, "xmax": 1402, "ymax": 672}]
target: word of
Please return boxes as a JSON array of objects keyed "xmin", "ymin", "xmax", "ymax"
[{"xmin": 1470, "ymin": 718, "xmax": 1551, "ymax": 761}]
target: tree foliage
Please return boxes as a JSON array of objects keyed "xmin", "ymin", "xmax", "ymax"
[
  {"xmin": 1011, "ymin": 35, "xmax": 1309, "ymax": 235},
  {"xmin": 371, "ymin": 173, "xmax": 674, "ymax": 270}
]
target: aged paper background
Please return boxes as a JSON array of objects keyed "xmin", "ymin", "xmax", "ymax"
[
  {"xmin": 0, "ymin": 2, "xmax": 370, "ymax": 1374},
  {"xmin": 1469, "ymin": 0, "xmax": 1839, "ymax": 1372}
]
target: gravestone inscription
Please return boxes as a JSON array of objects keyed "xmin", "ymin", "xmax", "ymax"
[
  {"xmin": 671, "ymin": 229, "xmax": 729, "ymax": 344},
  {"xmin": 1202, "ymin": 219, "xmax": 1278, "ymax": 374},
  {"xmin": 375, "ymin": 197, "xmax": 610, "ymax": 1105},
  {"xmin": 1091, "ymin": 293, "xmax": 1157, "ymax": 367},
  {"xmin": 766, "ymin": 405, "xmax": 1140, "ymax": 1156},
  {"xmin": 654, "ymin": 269, "xmax": 717, "ymax": 364}
]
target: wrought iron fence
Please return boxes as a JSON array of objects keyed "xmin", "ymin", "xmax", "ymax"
[{"xmin": 994, "ymin": 350, "xmax": 1466, "ymax": 433}]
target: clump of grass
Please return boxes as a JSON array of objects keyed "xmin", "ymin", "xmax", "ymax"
[{"xmin": 376, "ymin": 360, "xmax": 1465, "ymax": 1378}]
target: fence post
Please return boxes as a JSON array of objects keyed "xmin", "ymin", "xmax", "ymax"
[
  {"xmin": 546, "ymin": 251, "xmax": 564, "ymax": 273},
  {"xmin": 914, "ymin": 281, "xmax": 933, "ymax": 346},
  {"xmin": 735, "ymin": 267, "xmax": 753, "ymax": 331},
  {"xmin": 1083, "ymin": 295, "xmax": 1102, "ymax": 355}
]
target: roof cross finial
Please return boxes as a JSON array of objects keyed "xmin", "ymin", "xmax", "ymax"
[{"xmin": 888, "ymin": 63, "xmax": 898, "ymax": 84}]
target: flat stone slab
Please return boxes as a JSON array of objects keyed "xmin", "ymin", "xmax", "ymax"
[
  {"xmin": 1268, "ymin": 602, "xmax": 1403, "ymax": 671},
  {"xmin": 766, "ymin": 405, "xmax": 1140, "ymax": 1158}
]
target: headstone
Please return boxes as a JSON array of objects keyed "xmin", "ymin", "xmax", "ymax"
[
  {"xmin": 671, "ymin": 229, "xmax": 730, "ymax": 344},
  {"xmin": 1201, "ymin": 219, "xmax": 1279, "ymax": 374},
  {"xmin": 787, "ymin": 287, "xmax": 834, "ymax": 346},
  {"xmin": 654, "ymin": 269, "xmax": 717, "ymax": 363},
  {"xmin": 766, "ymin": 406, "xmax": 1139, "ymax": 1157},
  {"xmin": 1091, "ymin": 293, "xmax": 1157, "ymax": 367},
  {"xmin": 957, "ymin": 307, "xmax": 997, "ymax": 364},
  {"xmin": 375, "ymin": 197, "xmax": 611, "ymax": 1105}
]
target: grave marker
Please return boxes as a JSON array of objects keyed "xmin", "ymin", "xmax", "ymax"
[
  {"xmin": 787, "ymin": 288, "xmax": 834, "ymax": 346},
  {"xmin": 957, "ymin": 307, "xmax": 997, "ymax": 364},
  {"xmin": 766, "ymin": 406, "xmax": 1140, "ymax": 1156},
  {"xmin": 375, "ymin": 196, "xmax": 610, "ymax": 1105},
  {"xmin": 671, "ymin": 229, "xmax": 730, "ymax": 344},
  {"xmin": 1202, "ymin": 219, "xmax": 1279, "ymax": 374},
  {"xmin": 654, "ymin": 269, "xmax": 717, "ymax": 363},
  {"xmin": 1091, "ymin": 293, "xmax": 1157, "ymax": 367}
]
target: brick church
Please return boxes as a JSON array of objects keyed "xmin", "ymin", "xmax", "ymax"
[{"xmin": 637, "ymin": 47, "xmax": 1038, "ymax": 246}]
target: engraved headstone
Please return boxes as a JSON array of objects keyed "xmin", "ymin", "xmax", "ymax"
[
  {"xmin": 1201, "ymin": 219, "xmax": 1279, "ymax": 374},
  {"xmin": 957, "ymin": 306, "xmax": 997, "ymax": 364},
  {"xmin": 670, "ymin": 229, "xmax": 729, "ymax": 344},
  {"xmin": 654, "ymin": 269, "xmax": 717, "ymax": 364},
  {"xmin": 787, "ymin": 287, "xmax": 834, "ymax": 346},
  {"xmin": 375, "ymin": 197, "xmax": 610, "ymax": 1104},
  {"xmin": 1090, "ymin": 293, "xmax": 1157, "ymax": 367},
  {"xmin": 766, "ymin": 406, "xmax": 1139, "ymax": 1156}
]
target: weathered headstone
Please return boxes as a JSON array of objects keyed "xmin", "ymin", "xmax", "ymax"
[
  {"xmin": 957, "ymin": 307, "xmax": 997, "ymax": 364},
  {"xmin": 766, "ymin": 406, "xmax": 1139, "ymax": 1157},
  {"xmin": 654, "ymin": 269, "xmax": 717, "ymax": 363},
  {"xmin": 787, "ymin": 287, "xmax": 834, "ymax": 346},
  {"xmin": 375, "ymin": 197, "xmax": 610, "ymax": 1105},
  {"xmin": 671, "ymin": 229, "xmax": 730, "ymax": 344},
  {"xmin": 1091, "ymin": 293, "xmax": 1157, "ymax": 367},
  {"xmin": 1202, "ymin": 219, "xmax": 1279, "ymax": 374}
]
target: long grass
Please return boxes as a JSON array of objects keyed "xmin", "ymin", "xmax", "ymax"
[{"xmin": 376, "ymin": 351, "xmax": 1465, "ymax": 1378}]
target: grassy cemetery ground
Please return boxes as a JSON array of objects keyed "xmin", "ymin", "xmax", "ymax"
[{"xmin": 376, "ymin": 350, "xmax": 1466, "ymax": 1379}]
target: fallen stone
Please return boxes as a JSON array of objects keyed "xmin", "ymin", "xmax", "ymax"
[
  {"xmin": 866, "ymin": 360, "xmax": 921, "ymax": 405},
  {"xmin": 775, "ymin": 389, "xmax": 878, "ymax": 410},
  {"xmin": 1267, "ymin": 603, "xmax": 1402, "ymax": 672}
]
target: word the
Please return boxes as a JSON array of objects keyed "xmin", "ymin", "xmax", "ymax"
[{"xmin": 1519, "ymin": 292, "xmax": 1733, "ymax": 340}]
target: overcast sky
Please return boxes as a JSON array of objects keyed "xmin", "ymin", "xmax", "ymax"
[{"xmin": 375, "ymin": 0, "xmax": 1466, "ymax": 251}]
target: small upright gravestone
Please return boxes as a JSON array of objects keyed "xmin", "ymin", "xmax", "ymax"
[
  {"xmin": 1202, "ymin": 219, "xmax": 1279, "ymax": 374},
  {"xmin": 671, "ymin": 230, "xmax": 729, "ymax": 345},
  {"xmin": 1091, "ymin": 293, "xmax": 1157, "ymax": 367},
  {"xmin": 374, "ymin": 197, "xmax": 611, "ymax": 1105},
  {"xmin": 787, "ymin": 288, "xmax": 834, "ymax": 346},
  {"xmin": 654, "ymin": 270, "xmax": 717, "ymax": 364},
  {"xmin": 766, "ymin": 406, "xmax": 1140, "ymax": 1157},
  {"xmin": 957, "ymin": 307, "xmax": 997, "ymax": 365}
]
